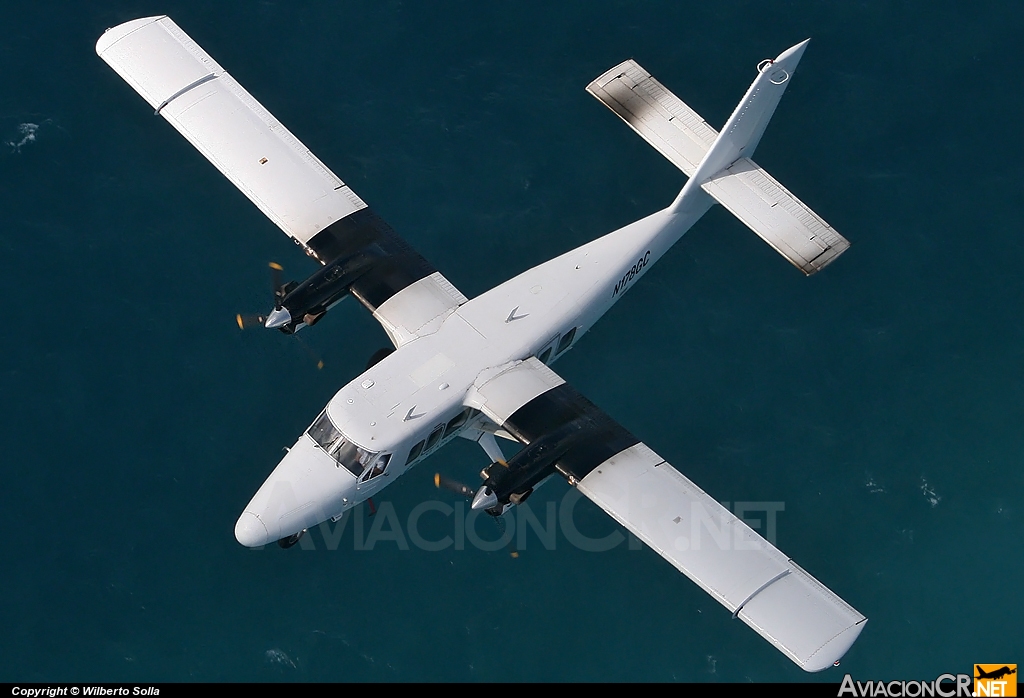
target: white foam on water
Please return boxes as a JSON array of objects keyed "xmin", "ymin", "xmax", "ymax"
[
  {"xmin": 6, "ymin": 122, "xmax": 39, "ymax": 152},
  {"xmin": 265, "ymin": 647, "xmax": 296, "ymax": 669},
  {"xmin": 919, "ymin": 476, "xmax": 941, "ymax": 507}
]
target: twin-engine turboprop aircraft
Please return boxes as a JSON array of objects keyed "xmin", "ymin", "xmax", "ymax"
[{"xmin": 98, "ymin": 16, "xmax": 865, "ymax": 671}]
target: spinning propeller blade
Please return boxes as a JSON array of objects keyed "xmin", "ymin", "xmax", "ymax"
[
  {"xmin": 294, "ymin": 333, "xmax": 324, "ymax": 370},
  {"xmin": 235, "ymin": 313, "xmax": 267, "ymax": 330},
  {"xmin": 434, "ymin": 473, "xmax": 475, "ymax": 499},
  {"xmin": 269, "ymin": 262, "xmax": 285, "ymax": 309},
  {"xmin": 434, "ymin": 473, "xmax": 519, "ymax": 558}
]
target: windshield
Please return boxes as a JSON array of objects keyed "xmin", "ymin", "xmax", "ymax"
[
  {"xmin": 306, "ymin": 411, "xmax": 379, "ymax": 477},
  {"xmin": 307, "ymin": 410, "xmax": 344, "ymax": 452}
]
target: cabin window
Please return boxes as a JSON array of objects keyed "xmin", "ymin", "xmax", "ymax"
[
  {"xmin": 407, "ymin": 439, "xmax": 425, "ymax": 464},
  {"xmin": 425, "ymin": 424, "xmax": 444, "ymax": 451},
  {"xmin": 556, "ymin": 327, "xmax": 577, "ymax": 355},
  {"xmin": 538, "ymin": 347, "xmax": 552, "ymax": 364},
  {"xmin": 444, "ymin": 408, "xmax": 471, "ymax": 438}
]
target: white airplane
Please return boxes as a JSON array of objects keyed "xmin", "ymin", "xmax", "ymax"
[{"xmin": 98, "ymin": 16, "xmax": 865, "ymax": 672}]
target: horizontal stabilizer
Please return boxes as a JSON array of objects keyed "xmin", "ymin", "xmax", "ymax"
[
  {"xmin": 588, "ymin": 47, "xmax": 850, "ymax": 275},
  {"xmin": 587, "ymin": 59, "xmax": 717, "ymax": 177},
  {"xmin": 701, "ymin": 158, "xmax": 849, "ymax": 274}
]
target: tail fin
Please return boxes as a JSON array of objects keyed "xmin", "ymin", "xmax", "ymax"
[
  {"xmin": 588, "ymin": 41, "xmax": 850, "ymax": 275},
  {"xmin": 683, "ymin": 39, "xmax": 809, "ymax": 188}
]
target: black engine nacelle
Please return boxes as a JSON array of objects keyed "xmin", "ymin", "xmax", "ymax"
[
  {"xmin": 476, "ymin": 431, "xmax": 573, "ymax": 514},
  {"xmin": 275, "ymin": 249, "xmax": 383, "ymax": 333}
]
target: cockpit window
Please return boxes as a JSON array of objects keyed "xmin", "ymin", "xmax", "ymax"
[
  {"xmin": 307, "ymin": 410, "xmax": 344, "ymax": 452},
  {"xmin": 335, "ymin": 441, "xmax": 363, "ymax": 473},
  {"xmin": 306, "ymin": 410, "xmax": 381, "ymax": 477}
]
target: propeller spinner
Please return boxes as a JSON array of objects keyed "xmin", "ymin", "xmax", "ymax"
[{"xmin": 236, "ymin": 262, "xmax": 291, "ymax": 330}]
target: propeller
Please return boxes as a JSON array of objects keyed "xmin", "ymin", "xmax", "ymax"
[
  {"xmin": 236, "ymin": 262, "xmax": 290, "ymax": 330},
  {"xmin": 434, "ymin": 473, "xmax": 519, "ymax": 558},
  {"xmin": 294, "ymin": 332, "xmax": 325, "ymax": 370},
  {"xmin": 235, "ymin": 263, "xmax": 323, "ymax": 369},
  {"xmin": 434, "ymin": 472, "xmax": 476, "ymax": 498},
  {"xmin": 235, "ymin": 312, "xmax": 267, "ymax": 330},
  {"xmin": 269, "ymin": 262, "xmax": 285, "ymax": 309}
]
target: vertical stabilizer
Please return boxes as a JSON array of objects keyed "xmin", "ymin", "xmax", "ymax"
[{"xmin": 672, "ymin": 40, "xmax": 809, "ymax": 209}]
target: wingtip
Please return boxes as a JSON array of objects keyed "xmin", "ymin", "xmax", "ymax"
[
  {"xmin": 800, "ymin": 618, "xmax": 868, "ymax": 672},
  {"xmin": 95, "ymin": 16, "xmax": 168, "ymax": 57}
]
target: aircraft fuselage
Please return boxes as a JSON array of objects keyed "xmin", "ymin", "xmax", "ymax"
[{"xmin": 234, "ymin": 195, "xmax": 714, "ymax": 546}]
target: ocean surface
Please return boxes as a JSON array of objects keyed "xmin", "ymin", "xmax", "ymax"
[{"xmin": 1, "ymin": 0, "xmax": 1021, "ymax": 683}]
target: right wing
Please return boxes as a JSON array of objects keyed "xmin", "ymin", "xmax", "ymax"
[
  {"xmin": 96, "ymin": 16, "xmax": 467, "ymax": 344},
  {"xmin": 466, "ymin": 357, "xmax": 866, "ymax": 672}
]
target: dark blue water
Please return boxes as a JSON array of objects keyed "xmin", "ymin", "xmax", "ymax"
[{"xmin": 2, "ymin": 0, "xmax": 1021, "ymax": 682}]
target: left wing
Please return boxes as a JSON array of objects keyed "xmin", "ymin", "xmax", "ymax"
[
  {"xmin": 96, "ymin": 16, "xmax": 466, "ymax": 345},
  {"xmin": 465, "ymin": 358, "xmax": 866, "ymax": 672}
]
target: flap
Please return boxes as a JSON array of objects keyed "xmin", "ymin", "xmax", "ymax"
[{"xmin": 464, "ymin": 357, "xmax": 565, "ymax": 427}]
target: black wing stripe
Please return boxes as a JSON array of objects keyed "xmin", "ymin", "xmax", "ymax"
[
  {"xmin": 306, "ymin": 207, "xmax": 436, "ymax": 312},
  {"xmin": 503, "ymin": 382, "xmax": 639, "ymax": 482}
]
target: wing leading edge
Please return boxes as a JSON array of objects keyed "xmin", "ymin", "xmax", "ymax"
[
  {"xmin": 96, "ymin": 16, "xmax": 465, "ymax": 343},
  {"xmin": 467, "ymin": 358, "xmax": 866, "ymax": 671}
]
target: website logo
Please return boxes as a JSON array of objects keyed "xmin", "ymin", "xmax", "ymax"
[{"xmin": 974, "ymin": 665, "xmax": 1017, "ymax": 697}]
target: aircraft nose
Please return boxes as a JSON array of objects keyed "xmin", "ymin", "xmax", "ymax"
[{"xmin": 234, "ymin": 511, "xmax": 271, "ymax": 548}]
